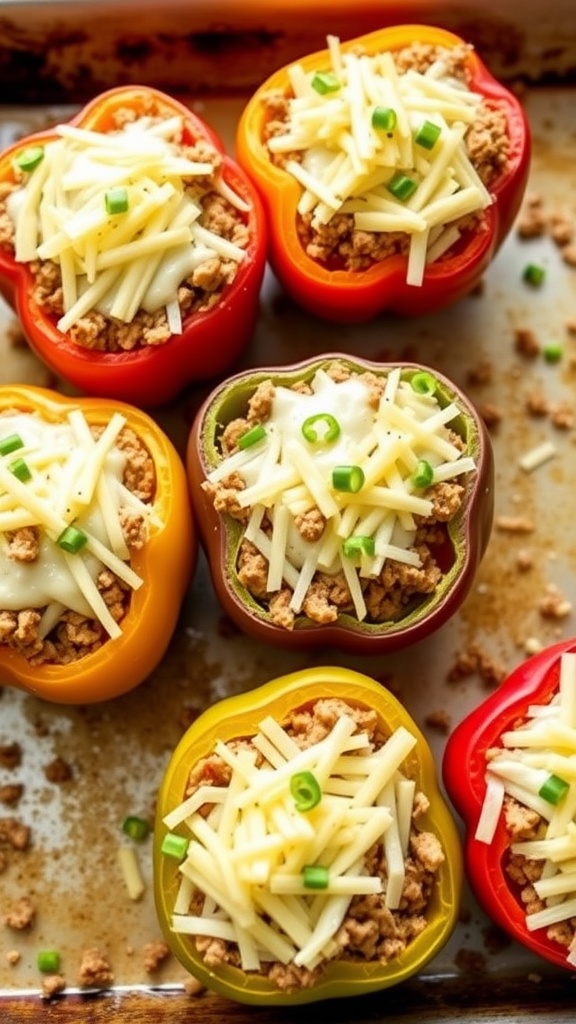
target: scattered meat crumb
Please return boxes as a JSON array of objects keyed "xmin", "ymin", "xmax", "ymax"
[
  {"xmin": 0, "ymin": 817, "xmax": 31, "ymax": 850},
  {"xmin": 6, "ymin": 950, "xmax": 20, "ymax": 966},
  {"xmin": 515, "ymin": 548, "xmax": 534, "ymax": 571},
  {"xmin": 537, "ymin": 584, "xmax": 572, "ymax": 619},
  {"xmin": 0, "ymin": 742, "xmax": 22, "ymax": 769},
  {"xmin": 41, "ymin": 974, "xmax": 66, "ymax": 999},
  {"xmin": 44, "ymin": 756, "xmax": 73, "ymax": 783},
  {"xmin": 0, "ymin": 783, "xmax": 23, "ymax": 806},
  {"xmin": 494, "ymin": 515, "xmax": 534, "ymax": 533},
  {"xmin": 447, "ymin": 644, "xmax": 507, "ymax": 687},
  {"xmin": 3, "ymin": 894, "xmax": 35, "ymax": 930},
  {"xmin": 77, "ymin": 948, "xmax": 114, "ymax": 989},
  {"xmin": 424, "ymin": 709, "xmax": 452, "ymax": 734},
  {"xmin": 183, "ymin": 976, "xmax": 206, "ymax": 996},
  {"xmin": 143, "ymin": 940, "xmax": 171, "ymax": 973}
]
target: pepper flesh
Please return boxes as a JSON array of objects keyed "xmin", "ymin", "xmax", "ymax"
[
  {"xmin": 443, "ymin": 638, "xmax": 576, "ymax": 971},
  {"xmin": 154, "ymin": 665, "xmax": 463, "ymax": 1005},
  {"xmin": 236, "ymin": 24, "xmax": 530, "ymax": 323},
  {"xmin": 0, "ymin": 86, "xmax": 267, "ymax": 407},
  {"xmin": 0, "ymin": 385, "xmax": 195, "ymax": 704}
]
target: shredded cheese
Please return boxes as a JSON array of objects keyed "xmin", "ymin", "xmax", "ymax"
[
  {"xmin": 266, "ymin": 35, "xmax": 494, "ymax": 286},
  {"xmin": 8, "ymin": 111, "xmax": 248, "ymax": 331},
  {"xmin": 475, "ymin": 651, "xmax": 576, "ymax": 962},
  {"xmin": 205, "ymin": 365, "xmax": 476, "ymax": 624},
  {"xmin": 163, "ymin": 700, "xmax": 439, "ymax": 974},
  {"xmin": 0, "ymin": 406, "xmax": 158, "ymax": 640}
]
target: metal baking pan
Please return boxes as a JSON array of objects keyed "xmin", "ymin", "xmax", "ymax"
[{"xmin": 1, "ymin": 63, "xmax": 576, "ymax": 1023}]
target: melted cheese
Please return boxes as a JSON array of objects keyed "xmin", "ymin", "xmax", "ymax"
[
  {"xmin": 0, "ymin": 408, "xmax": 156, "ymax": 637},
  {"xmin": 8, "ymin": 114, "xmax": 248, "ymax": 331}
]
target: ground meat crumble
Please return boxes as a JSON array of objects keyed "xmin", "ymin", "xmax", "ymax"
[
  {"xmin": 261, "ymin": 42, "xmax": 510, "ymax": 273},
  {"xmin": 203, "ymin": 361, "xmax": 471, "ymax": 631},
  {"xmin": 182, "ymin": 697, "xmax": 445, "ymax": 993},
  {"xmin": 0, "ymin": 98, "xmax": 250, "ymax": 353},
  {"xmin": 0, "ymin": 419, "xmax": 155, "ymax": 666}
]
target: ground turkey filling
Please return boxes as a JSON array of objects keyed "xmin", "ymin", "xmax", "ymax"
[
  {"xmin": 0, "ymin": 421, "xmax": 154, "ymax": 665},
  {"xmin": 261, "ymin": 42, "xmax": 510, "ymax": 271},
  {"xmin": 203, "ymin": 361, "xmax": 468, "ymax": 630},
  {"xmin": 0, "ymin": 98, "xmax": 249, "ymax": 353},
  {"xmin": 499, "ymin": 792, "xmax": 576, "ymax": 953},
  {"xmin": 184, "ymin": 697, "xmax": 445, "ymax": 992}
]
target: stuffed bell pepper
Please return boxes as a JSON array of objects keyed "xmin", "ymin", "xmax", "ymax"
[
  {"xmin": 236, "ymin": 24, "xmax": 530, "ymax": 322},
  {"xmin": 444, "ymin": 638, "xmax": 576, "ymax": 970},
  {"xmin": 186, "ymin": 354, "xmax": 494, "ymax": 654},
  {"xmin": 0, "ymin": 86, "xmax": 267, "ymax": 407},
  {"xmin": 0, "ymin": 385, "xmax": 195, "ymax": 703},
  {"xmin": 154, "ymin": 665, "xmax": 463, "ymax": 1005}
]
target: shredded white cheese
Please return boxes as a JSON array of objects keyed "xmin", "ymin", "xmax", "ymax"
[
  {"xmin": 8, "ymin": 112, "xmax": 247, "ymax": 331},
  {"xmin": 267, "ymin": 35, "xmax": 493, "ymax": 286},
  {"xmin": 475, "ymin": 651, "xmax": 576, "ymax": 962},
  {"xmin": 0, "ymin": 406, "xmax": 158, "ymax": 639},
  {"xmin": 206, "ymin": 366, "xmax": 476, "ymax": 623},
  {"xmin": 163, "ymin": 703, "xmax": 434, "ymax": 972}
]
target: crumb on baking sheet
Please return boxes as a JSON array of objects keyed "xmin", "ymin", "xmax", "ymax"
[
  {"xmin": 3, "ymin": 894, "xmax": 35, "ymax": 930},
  {"xmin": 77, "ymin": 947, "xmax": 114, "ymax": 989},
  {"xmin": 447, "ymin": 644, "xmax": 508, "ymax": 687},
  {"xmin": 41, "ymin": 973, "xmax": 66, "ymax": 999}
]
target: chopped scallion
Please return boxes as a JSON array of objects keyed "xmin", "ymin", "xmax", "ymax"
[
  {"xmin": 538, "ymin": 774, "xmax": 570, "ymax": 805},
  {"xmin": 415, "ymin": 119, "xmax": 442, "ymax": 149},
  {"xmin": 57, "ymin": 525, "xmax": 88, "ymax": 554},
  {"xmin": 105, "ymin": 186, "xmax": 129, "ymax": 215},
  {"xmin": 311, "ymin": 71, "xmax": 340, "ymax": 95},
  {"xmin": 37, "ymin": 949, "xmax": 60, "ymax": 973},
  {"xmin": 412, "ymin": 458, "xmax": 434, "ymax": 489},
  {"xmin": 410, "ymin": 371, "xmax": 437, "ymax": 396},
  {"xmin": 161, "ymin": 832, "xmax": 189, "ymax": 860},
  {"xmin": 15, "ymin": 146, "xmax": 45, "ymax": 173},
  {"xmin": 0, "ymin": 433, "xmax": 24, "ymax": 456},
  {"xmin": 543, "ymin": 341, "xmax": 563, "ymax": 363},
  {"xmin": 9, "ymin": 457, "xmax": 32, "ymax": 482},
  {"xmin": 290, "ymin": 770, "xmax": 322, "ymax": 812},
  {"xmin": 387, "ymin": 171, "xmax": 418, "ymax": 202},
  {"xmin": 301, "ymin": 412, "xmax": 340, "ymax": 445},
  {"xmin": 302, "ymin": 864, "xmax": 329, "ymax": 889},
  {"xmin": 372, "ymin": 106, "xmax": 397, "ymax": 132},
  {"xmin": 238, "ymin": 423, "xmax": 267, "ymax": 449},
  {"xmin": 342, "ymin": 535, "xmax": 375, "ymax": 557},
  {"xmin": 522, "ymin": 263, "xmax": 545, "ymax": 287},
  {"xmin": 122, "ymin": 816, "xmax": 150, "ymax": 842},
  {"xmin": 332, "ymin": 464, "xmax": 365, "ymax": 493}
]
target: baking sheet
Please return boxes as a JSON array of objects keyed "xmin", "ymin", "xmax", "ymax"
[{"xmin": 1, "ymin": 87, "xmax": 576, "ymax": 1019}]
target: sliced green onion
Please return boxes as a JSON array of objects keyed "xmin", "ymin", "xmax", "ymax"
[
  {"xmin": 9, "ymin": 457, "xmax": 32, "ymax": 482},
  {"xmin": 342, "ymin": 535, "xmax": 375, "ymax": 557},
  {"xmin": 543, "ymin": 341, "xmax": 563, "ymax": 363},
  {"xmin": 387, "ymin": 171, "xmax": 418, "ymax": 202},
  {"xmin": 410, "ymin": 371, "xmax": 437, "ymax": 396},
  {"xmin": 290, "ymin": 770, "xmax": 322, "ymax": 812},
  {"xmin": 332, "ymin": 465, "xmax": 365, "ymax": 493},
  {"xmin": 15, "ymin": 146, "xmax": 45, "ymax": 173},
  {"xmin": 372, "ymin": 106, "xmax": 397, "ymax": 132},
  {"xmin": 238, "ymin": 423, "xmax": 267, "ymax": 449},
  {"xmin": 311, "ymin": 71, "xmax": 340, "ymax": 95},
  {"xmin": 538, "ymin": 774, "xmax": 570, "ymax": 805},
  {"xmin": 522, "ymin": 263, "xmax": 545, "ymax": 287},
  {"xmin": 37, "ymin": 949, "xmax": 60, "ymax": 973},
  {"xmin": 412, "ymin": 459, "xmax": 434, "ymax": 489},
  {"xmin": 122, "ymin": 816, "xmax": 150, "ymax": 842},
  {"xmin": 105, "ymin": 186, "xmax": 129, "ymax": 215},
  {"xmin": 0, "ymin": 433, "xmax": 24, "ymax": 456},
  {"xmin": 302, "ymin": 864, "xmax": 329, "ymax": 889},
  {"xmin": 415, "ymin": 119, "xmax": 442, "ymax": 149},
  {"xmin": 57, "ymin": 525, "xmax": 88, "ymax": 554},
  {"xmin": 301, "ymin": 412, "xmax": 340, "ymax": 445},
  {"xmin": 161, "ymin": 832, "xmax": 189, "ymax": 860}
]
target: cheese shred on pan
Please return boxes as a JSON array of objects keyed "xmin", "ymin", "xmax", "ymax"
[
  {"xmin": 476, "ymin": 652, "xmax": 576, "ymax": 965},
  {"xmin": 163, "ymin": 702, "xmax": 440, "ymax": 974},
  {"xmin": 0, "ymin": 406, "xmax": 159, "ymax": 642},
  {"xmin": 267, "ymin": 34, "xmax": 494, "ymax": 285}
]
